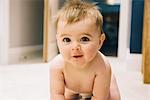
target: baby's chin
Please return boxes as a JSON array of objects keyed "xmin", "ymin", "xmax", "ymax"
[{"xmin": 67, "ymin": 61, "xmax": 90, "ymax": 69}]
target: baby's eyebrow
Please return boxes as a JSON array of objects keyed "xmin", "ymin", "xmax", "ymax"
[
  {"xmin": 59, "ymin": 33, "xmax": 71, "ymax": 37},
  {"xmin": 81, "ymin": 33, "xmax": 92, "ymax": 37}
]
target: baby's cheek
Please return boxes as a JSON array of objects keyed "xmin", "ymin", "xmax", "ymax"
[
  {"xmin": 61, "ymin": 48, "xmax": 68, "ymax": 54},
  {"xmin": 60, "ymin": 47, "xmax": 71, "ymax": 58},
  {"xmin": 85, "ymin": 46, "xmax": 98, "ymax": 57}
]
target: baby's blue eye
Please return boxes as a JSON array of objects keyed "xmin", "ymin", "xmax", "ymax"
[
  {"xmin": 62, "ymin": 37, "xmax": 71, "ymax": 42},
  {"xmin": 80, "ymin": 37, "xmax": 90, "ymax": 42}
]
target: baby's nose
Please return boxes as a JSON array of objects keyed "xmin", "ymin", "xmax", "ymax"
[
  {"xmin": 72, "ymin": 46, "xmax": 80, "ymax": 51},
  {"xmin": 72, "ymin": 43, "xmax": 81, "ymax": 51}
]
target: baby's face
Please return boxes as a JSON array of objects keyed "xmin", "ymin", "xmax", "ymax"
[{"xmin": 56, "ymin": 18, "xmax": 103, "ymax": 67}]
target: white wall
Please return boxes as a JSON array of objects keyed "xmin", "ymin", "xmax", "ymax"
[
  {"xmin": 118, "ymin": 0, "xmax": 132, "ymax": 60},
  {"xmin": 0, "ymin": 0, "xmax": 9, "ymax": 64},
  {"xmin": 9, "ymin": 0, "xmax": 44, "ymax": 48},
  {"xmin": 0, "ymin": 0, "xmax": 44, "ymax": 64}
]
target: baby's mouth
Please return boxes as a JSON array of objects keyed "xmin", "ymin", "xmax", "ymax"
[{"xmin": 73, "ymin": 55, "xmax": 83, "ymax": 58}]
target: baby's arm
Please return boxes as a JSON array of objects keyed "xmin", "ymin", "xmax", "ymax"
[
  {"xmin": 109, "ymin": 74, "xmax": 121, "ymax": 100},
  {"xmin": 50, "ymin": 59, "xmax": 65, "ymax": 100},
  {"xmin": 91, "ymin": 65, "xmax": 112, "ymax": 100}
]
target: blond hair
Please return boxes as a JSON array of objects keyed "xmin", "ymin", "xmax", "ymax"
[{"xmin": 56, "ymin": 0, "xmax": 103, "ymax": 33}]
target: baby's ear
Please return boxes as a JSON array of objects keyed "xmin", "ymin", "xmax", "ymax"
[
  {"xmin": 99, "ymin": 33, "xmax": 106, "ymax": 48},
  {"xmin": 100, "ymin": 33, "xmax": 106, "ymax": 43}
]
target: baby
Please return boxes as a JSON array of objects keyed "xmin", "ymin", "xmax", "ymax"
[{"xmin": 50, "ymin": 0, "xmax": 120, "ymax": 100}]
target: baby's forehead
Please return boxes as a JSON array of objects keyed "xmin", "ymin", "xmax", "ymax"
[
  {"xmin": 57, "ymin": 17, "xmax": 97, "ymax": 27},
  {"xmin": 57, "ymin": 18, "xmax": 101, "ymax": 34}
]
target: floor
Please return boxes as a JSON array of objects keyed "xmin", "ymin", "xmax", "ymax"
[{"xmin": 0, "ymin": 56, "xmax": 150, "ymax": 100}]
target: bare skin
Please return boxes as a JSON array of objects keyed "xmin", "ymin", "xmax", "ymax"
[
  {"xmin": 50, "ymin": 52, "xmax": 111, "ymax": 100},
  {"xmin": 50, "ymin": 17, "xmax": 120, "ymax": 100}
]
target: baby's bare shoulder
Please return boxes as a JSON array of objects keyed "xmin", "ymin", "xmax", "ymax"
[
  {"xmin": 50, "ymin": 54, "xmax": 65, "ymax": 70},
  {"xmin": 95, "ymin": 52, "xmax": 111, "ymax": 74}
]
